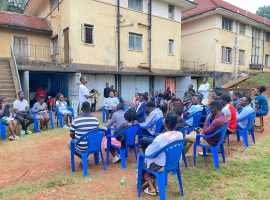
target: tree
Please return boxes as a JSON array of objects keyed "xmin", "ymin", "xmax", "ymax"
[
  {"xmin": 256, "ymin": 5, "xmax": 270, "ymax": 20},
  {"xmin": 0, "ymin": 0, "xmax": 27, "ymax": 13}
]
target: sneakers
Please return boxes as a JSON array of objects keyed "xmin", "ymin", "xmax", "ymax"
[
  {"xmin": 112, "ymin": 155, "xmax": 121, "ymax": 163},
  {"xmin": 26, "ymin": 130, "xmax": 32, "ymax": 134},
  {"xmin": 20, "ymin": 130, "xmax": 25, "ymax": 135},
  {"xmin": 63, "ymin": 125, "xmax": 69, "ymax": 129},
  {"xmin": 199, "ymin": 151, "xmax": 212, "ymax": 156}
]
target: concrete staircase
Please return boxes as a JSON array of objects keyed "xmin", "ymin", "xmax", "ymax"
[
  {"xmin": 0, "ymin": 60, "xmax": 17, "ymax": 104},
  {"xmin": 221, "ymin": 76, "xmax": 250, "ymax": 89}
]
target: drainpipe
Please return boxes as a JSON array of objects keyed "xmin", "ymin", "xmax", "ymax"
[
  {"xmin": 117, "ymin": 0, "xmax": 121, "ymax": 92},
  {"xmin": 148, "ymin": 0, "xmax": 152, "ymax": 70},
  {"xmin": 234, "ymin": 21, "xmax": 239, "ymax": 78}
]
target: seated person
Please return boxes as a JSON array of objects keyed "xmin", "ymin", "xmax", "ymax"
[
  {"xmin": 170, "ymin": 101, "xmax": 188, "ymax": 132},
  {"xmin": 115, "ymin": 91, "xmax": 124, "ymax": 104},
  {"xmin": 236, "ymin": 96, "xmax": 255, "ymax": 129},
  {"xmin": 69, "ymin": 102, "xmax": 99, "ymax": 153},
  {"xmin": 107, "ymin": 103, "xmax": 127, "ymax": 130},
  {"xmin": 103, "ymin": 108, "xmax": 137, "ymax": 163},
  {"xmin": 32, "ymin": 96, "xmax": 50, "ymax": 132},
  {"xmin": 220, "ymin": 94, "xmax": 237, "ymax": 134},
  {"xmin": 56, "ymin": 93, "xmax": 72, "ymax": 129},
  {"xmin": 253, "ymin": 86, "xmax": 269, "ymax": 117},
  {"xmin": 184, "ymin": 96, "xmax": 203, "ymax": 126},
  {"xmin": 136, "ymin": 93, "xmax": 147, "ymax": 123},
  {"xmin": 131, "ymin": 93, "xmax": 140, "ymax": 108},
  {"xmin": 13, "ymin": 91, "xmax": 34, "ymax": 135},
  {"xmin": 103, "ymin": 91, "xmax": 119, "ymax": 121},
  {"xmin": 232, "ymin": 92, "xmax": 242, "ymax": 108},
  {"xmin": 0, "ymin": 97, "xmax": 19, "ymax": 140},
  {"xmin": 142, "ymin": 113, "xmax": 183, "ymax": 196},
  {"xmin": 140, "ymin": 101, "xmax": 163, "ymax": 137},
  {"xmin": 185, "ymin": 101, "xmax": 228, "ymax": 153}
]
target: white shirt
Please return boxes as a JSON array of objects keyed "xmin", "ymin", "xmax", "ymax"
[
  {"xmin": 198, "ymin": 83, "xmax": 210, "ymax": 99},
  {"xmin": 79, "ymin": 84, "xmax": 90, "ymax": 104},
  {"xmin": 13, "ymin": 99, "xmax": 29, "ymax": 112}
]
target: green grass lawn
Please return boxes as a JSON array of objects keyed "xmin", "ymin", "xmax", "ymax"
[
  {"xmin": 1, "ymin": 129, "xmax": 270, "ymax": 199},
  {"xmin": 242, "ymin": 73, "xmax": 270, "ymax": 88}
]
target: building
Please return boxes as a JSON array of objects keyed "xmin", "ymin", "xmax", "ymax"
[
  {"xmin": 181, "ymin": 0, "xmax": 270, "ymax": 85},
  {"xmin": 0, "ymin": 0, "xmax": 198, "ymax": 109}
]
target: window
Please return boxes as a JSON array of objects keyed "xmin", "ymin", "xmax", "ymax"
[
  {"xmin": 221, "ymin": 46, "xmax": 232, "ymax": 63},
  {"xmin": 251, "ymin": 28, "xmax": 260, "ymax": 64},
  {"xmin": 51, "ymin": 35, "xmax": 58, "ymax": 54},
  {"xmin": 128, "ymin": 0, "xmax": 142, "ymax": 11},
  {"xmin": 168, "ymin": 39, "xmax": 174, "ymax": 55},
  {"xmin": 265, "ymin": 55, "xmax": 270, "ymax": 67},
  {"xmin": 239, "ymin": 50, "xmax": 245, "ymax": 65},
  {"xmin": 129, "ymin": 33, "xmax": 143, "ymax": 51},
  {"xmin": 239, "ymin": 23, "xmax": 246, "ymax": 35},
  {"xmin": 222, "ymin": 18, "xmax": 233, "ymax": 31},
  {"xmin": 50, "ymin": 0, "xmax": 59, "ymax": 10},
  {"xmin": 168, "ymin": 5, "xmax": 174, "ymax": 20},
  {"xmin": 266, "ymin": 32, "xmax": 270, "ymax": 42},
  {"xmin": 83, "ymin": 24, "xmax": 94, "ymax": 44}
]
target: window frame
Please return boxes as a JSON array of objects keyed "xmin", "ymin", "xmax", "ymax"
[
  {"xmin": 82, "ymin": 23, "xmax": 95, "ymax": 45},
  {"xmin": 266, "ymin": 32, "xmax": 270, "ymax": 42},
  {"xmin": 251, "ymin": 28, "xmax": 261, "ymax": 64},
  {"xmin": 128, "ymin": 0, "xmax": 143, "ymax": 12},
  {"xmin": 265, "ymin": 54, "xmax": 270, "ymax": 67},
  {"xmin": 128, "ymin": 32, "xmax": 143, "ymax": 51},
  {"xmin": 168, "ymin": 5, "xmax": 175, "ymax": 20},
  {"xmin": 51, "ymin": 35, "xmax": 59, "ymax": 55},
  {"xmin": 239, "ymin": 49, "xmax": 245, "ymax": 65},
  {"xmin": 168, "ymin": 39, "xmax": 174, "ymax": 55},
  {"xmin": 221, "ymin": 46, "xmax": 232, "ymax": 63},
  {"xmin": 222, "ymin": 17, "xmax": 233, "ymax": 31},
  {"xmin": 239, "ymin": 23, "xmax": 246, "ymax": 35},
  {"xmin": 50, "ymin": 0, "xmax": 59, "ymax": 10}
]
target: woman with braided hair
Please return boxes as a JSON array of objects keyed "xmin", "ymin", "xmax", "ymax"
[{"xmin": 253, "ymin": 86, "xmax": 269, "ymax": 117}]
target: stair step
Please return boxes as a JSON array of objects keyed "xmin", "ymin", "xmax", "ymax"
[
  {"xmin": 0, "ymin": 84, "xmax": 15, "ymax": 89},
  {"xmin": 0, "ymin": 94, "xmax": 17, "ymax": 98},
  {"xmin": 0, "ymin": 80, "xmax": 14, "ymax": 84}
]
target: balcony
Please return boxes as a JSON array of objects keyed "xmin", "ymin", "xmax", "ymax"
[
  {"xmin": 181, "ymin": 60, "xmax": 208, "ymax": 74},
  {"xmin": 13, "ymin": 43, "xmax": 65, "ymax": 65},
  {"xmin": 249, "ymin": 63, "xmax": 264, "ymax": 69}
]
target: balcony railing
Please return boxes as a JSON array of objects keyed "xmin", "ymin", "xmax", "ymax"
[
  {"xmin": 12, "ymin": 43, "xmax": 64, "ymax": 64},
  {"xmin": 249, "ymin": 63, "xmax": 264, "ymax": 69},
  {"xmin": 181, "ymin": 60, "xmax": 208, "ymax": 73}
]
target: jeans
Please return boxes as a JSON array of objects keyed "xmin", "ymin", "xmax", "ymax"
[
  {"xmin": 15, "ymin": 113, "xmax": 34, "ymax": 131},
  {"xmin": 106, "ymin": 109, "xmax": 114, "ymax": 121},
  {"xmin": 140, "ymin": 137, "xmax": 154, "ymax": 153},
  {"xmin": 256, "ymin": 108, "xmax": 268, "ymax": 117}
]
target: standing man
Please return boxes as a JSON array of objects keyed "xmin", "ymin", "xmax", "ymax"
[
  {"xmin": 184, "ymin": 84, "xmax": 195, "ymax": 101},
  {"xmin": 198, "ymin": 77, "xmax": 211, "ymax": 105},
  {"xmin": 79, "ymin": 76, "xmax": 97, "ymax": 114},
  {"xmin": 104, "ymin": 83, "xmax": 111, "ymax": 98},
  {"xmin": 13, "ymin": 91, "xmax": 34, "ymax": 135}
]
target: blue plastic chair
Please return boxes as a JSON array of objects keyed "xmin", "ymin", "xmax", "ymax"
[
  {"xmin": 184, "ymin": 111, "xmax": 202, "ymax": 133},
  {"xmin": 106, "ymin": 124, "xmax": 139, "ymax": 169},
  {"xmin": 53, "ymin": 104, "xmax": 74, "ymax": 128},
  {"xmin": 234, "ymin": 112, "xmax": 256, "ymax": 148},
  {"xmin": 139, "ymin": 117, "xmax": 164, "ymax": 138},
  {"xmin": 199, "ymin": 106, "xmax": 211, "ymax": 127},
  {"xmin": 179, "ymin": 127, "xmax": 188, "ymax": 168},
  {"xmin": 102, "ymin": 106, "xmax": 106, "ymax": 123},
  {"xmin": 0, "ymin": 118, "xmax": 7, "ymax": 141},
  {"xmin": 193, "ymin": 123, "xmax": 228, "ymax": 169},
  {"xmin": 30, "ymin": 109, "xmax": 55, "ymax": 133},
  {"xmin": 137, "ymin": 140, "xmax": 186, "ymax": 199},
  {"xmin": 70, "ymin": 129, "xmax": 106, "ymax": 177}
]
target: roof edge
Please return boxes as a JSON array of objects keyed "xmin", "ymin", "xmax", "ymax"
[{"xmin": 0, "ymin": 24, "xmax": 52, "ymax": 34}]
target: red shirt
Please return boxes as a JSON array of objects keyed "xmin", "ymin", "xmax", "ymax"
[{"xmin": 228, "ymin": 105, "xmax": 237, "ymax": 132}]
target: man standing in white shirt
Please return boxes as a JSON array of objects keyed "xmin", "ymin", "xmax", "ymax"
[
  {"xmin": 79, "ymin": 76, "xmax": 97, "ymax": 114},
  {"xmin": 198, "ymin": 77, "xmax": 211, "ymax": 105}
]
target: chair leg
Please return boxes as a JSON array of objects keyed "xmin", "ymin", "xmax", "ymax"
[
  {"xmin": 94, "ymin": 152, "xmax": 99, "ymax": 165},
  {"xmin": 34, "ymin": 119, "xmax": 39, "ymax": 133},
  {"xmin": 250, "ymin": 129, "xmax": 256, "ymax": 144},
  {"xmin": 100, "ymin": 150, "xmax": 106, "ymax": 171},
  {"xmin": 182, "ymin": 150, "xmax": 187, "ymax": 168},
  {"xmin": 133, "ymin": 146, "xmax": 137, "ymax": 161},
  {"xmin": 203, "ymin": 147, "xmax": 207, "ymax": 157},
  {"xmin": 236, "ymin": 131, "xmax": 240, "ymax": 142},
  {"xmin": 1, "ymin": 126, "xmax": 6, "ymax": 141},
  {"xmin": 137, "ymin": 167, "xmax": 143, "ymax": 197},
  {"xmin": 193, "ymin": 144, "xmax": 197, "ymax": 167},
  {"xmin": 120, "ymin": 148, "xmax": 126, "ymax": 169},
  {"xmin": 49, "ymin": 112, "xmax": 54, "ymax": 129},
  {"xmin": 165, "ymin": 173, "xmax": 168, "ymax": 186},
  {"xmin": 59, "ymin": 115, "xmax": 63, "ymax": 128},
  {"xmin": 211, "ymin": 148, "xmax": 219, "ymax": 169},
  {"xmin": 82, "ymin": 154, "xmax": 88, "ymax": 177},
  {"xmin": 157, "ymin": 173, "xmax": 166, "ymax": 200},
  {"xmin": 242, "ymin": 131, "xmax": 249, "ymax": 148},
  {"xmin": 106, "ymin": 139, "xmax": 111, "ymax": 165},
  {"xmin": 125, "ymin": 147, "xmax": 128, "ymax": 158},
  {"xmin": 176, "ymin": 167, "xmax": 184, "ymax": 196},
  {"xmin": 220, "ymin": 144, "xmax": 226, "ymax": 163},
  {"xmin": 70, "ymin": 151, "xmax": 75, "ymax": 172},
  {"xmin": 227, "ymin": 134, "xmax": 230, "ymax": 145}
]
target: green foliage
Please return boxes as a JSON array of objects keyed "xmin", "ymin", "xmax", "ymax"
[
  {"xmin": 0, "ymin": 0, "xmax": 27, "ymax": 13},
  {"xmin": 256, "ymin": 5, "xmax": 270, "ymax": 20}
]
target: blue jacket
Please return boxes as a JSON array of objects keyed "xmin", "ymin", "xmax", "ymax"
[{"xmin": 136, "ymin": 101, "xmax": 147, "ymax": 123}]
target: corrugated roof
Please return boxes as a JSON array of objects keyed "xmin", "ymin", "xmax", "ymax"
[
  {"xmin": 0, "ymin": 11, "xmax": 51, "ymax": 32},
  {"xmin": 183, "ymin": 0, "xmax": 270, "ymax": 26}
]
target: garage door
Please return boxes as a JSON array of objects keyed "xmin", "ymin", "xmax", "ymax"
[
  {"xmin": 191, "ymin": 79, "xmax": 198, "ymax": 91},
  {"xmin": 176, "ymin": 77, "xmax": 191, "ymax": 99},
  {"xmin": 96, "ymin": 75, "xmax": 115, "ymax": 109},
  {"xmin": 154, "ymin": 76, "xmax": 165, "ymax": 93}
]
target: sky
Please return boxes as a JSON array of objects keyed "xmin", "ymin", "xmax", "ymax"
[{"xmin": 223, "ymin": 0, "xmax": 270, "ymax": 13}]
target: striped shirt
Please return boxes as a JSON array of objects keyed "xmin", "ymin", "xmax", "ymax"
[{"xmin": 70, "ymin": 113, "xmax": 100, "ymax": 151}]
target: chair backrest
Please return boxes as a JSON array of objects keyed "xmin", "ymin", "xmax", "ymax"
[
  {"xmin": 245, "ymin": 112, "xmax": 256, "ymax": 131},
  {"xmin": 179, "ymin": 127, "xmax": 188, "ymax": 138},
  {"xmin": 76, "ymin": 129, "xmax": 106, "ymax": 153},
  {"xmin": 155, "ymin": 118, "xmax": 164, "ymax": 134},
  {"xmin": 216, "ymin": 123, "xmax": 229, "ymax": 146},
  {"xmin": 163, "ymin": 140, "xmax": 185, "ymax": 172},
  {"xmin": 123, "ymin": 124, "xmax": 140, "ymax": 146},
  {"xmin": 186, "ymin": 111, "xmax": 202, "ymax": 127},
  {"xmin": 52, "ymin": 104, "xmax": 58, "ymax": 112}
]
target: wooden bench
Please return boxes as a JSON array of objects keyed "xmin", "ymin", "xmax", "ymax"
[{"xmin": 255, "ymin": 116, "xmax": 264, "ymax": 133}]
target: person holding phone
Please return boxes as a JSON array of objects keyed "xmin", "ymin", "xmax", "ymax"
[
  {"xmin": 32, "ymin": 96, "xmax": 50, "ymax": 131},
  {"xmin": 184, "ymin": 100, "xmax": 228, "ymax": 153}
]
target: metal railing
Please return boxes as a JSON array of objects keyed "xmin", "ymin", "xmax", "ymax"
[
  {"xmin": 181, "ymin": 60, "xmax": 208, "ymax": 73},
  {"xmin": 10, "ymin": 44, "xmax": 22, "ymax": 94},
  {"xmin": 12, "ymin": 43, "xmax": 64, "ymax": 63}
]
